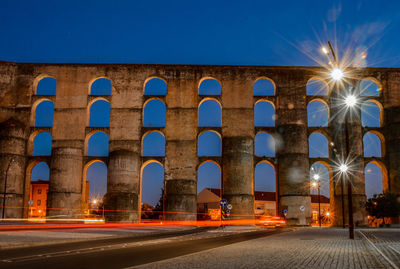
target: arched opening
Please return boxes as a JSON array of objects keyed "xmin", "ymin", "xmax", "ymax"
[
  {"xmin": 198, "ymin": 131, "xmax": 221, "ymax": 157},
  {"xmin": 310, "ymin": 162, "xmax": 331, "ymax": 225},
  {"xmin": 360, "ymin": 79, "xmax": 381, "ymax": 97},
  {"xmin": 32, "ymin": 132, "xmax": 52, "ymax": 156},
  {"xmin": 90, "ymin": 78, "xmax": 112, "ymax": 95},
  {"xmin": 28, "ymin": 161, "xmax": 50, "ymax": 219},
  {"xmin": 306, "ymin": 78, "xmax": 328, "ymax": 96},
  {"xmin": 198, "ymin": 77, "xmax": 221, "ymax": 95},
  {"xmin": 309, "ymin": 132, "xmax": 329, "ymax": 158},
  {"xmin": 198, "ymin": 98, "xmax": 222, "ymax": 127},
  {"xmin": 197, "ymin": 161, "xmax": 221, "ymax": 220},
  {"xmin": 36, "ymin": 77, "xmax": 56, "ymax": 95},
  {"xmin": 307, "ymin": 99, "xmax": 329, "ymax": 127},
  {"xmin": 141, "ymin": 161, "xmax": 164, "ymax": 220},
  {"xmin": 361, "ymin": 100, "xmax": 382, "ymax": 127},
  {"xmin": 143, "ymin": 99, "xmax": 166, "ymax": 127},
  {"xmin": 253, "ymin": 78, "xmax": 275, "ymax": 96},
  {"xmin": 142, "ymin": 131, "xmax": 165, "ymax": 157},
  {"xmin": 84, "ymin": 161, "xmax": 107, "ymax": 219},
  {"xmin": 365, "ymin": 162, "xmax": 384, "ymax": 199},
  {"xmin": 87, "ymin": 132, "xmax": 109, "ymax": 157},
  {"xmin": 88, "ymin": 99, "xmax": 110, "ymax": 127},
  {"xmin": 33, "ymin": 100, "xmax": 54, "ymax": 127},
  {"xmin": 144, "ymin": 77, "xmax": 167, "ymax": 95},
  {"xmin": 363, "ymin": 131, "xmax": 383, "ymax": 157},
  {"xmin": 254, "ymin": 100, "xmax": 275, "ymax": 127},
  {"xmin": 255, "ymin": 132, "xmax": 275, "ymax": 157},
  {"xmin": 254, "ymin": 161, "xmax": 277, "ymax": 216}
]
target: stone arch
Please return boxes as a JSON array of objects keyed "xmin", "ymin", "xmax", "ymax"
[
  {"xmin": 255, "ymin": 132, "xmax": 275, "ymax": 157},
  {"xmin": 198, "ymin": 77, "xmax": 222, "ymax": 95},
  {"xmin": 307, "ymin": 98, "xmax": 329, "ymax": 127},
  {"xmin": 140, "ymin": 160, "xmax": 165, "ymax": 219},
  {"xmin": 360, "ymin": 77, "xmax": 382, "ymax": 97},
  {"xmin": 25, "ymin": 160, "xmax": 50, "ymax": 218},
  {"xmin": 31, "ymin": 98, "xmax": 54, "ymax": 127},
  {"xmin": 363, "ymin": 131, "xmax": 384, "ymax": 157},
  {"xmin": 88, "ymin": 98, "xmax": 111, "ymax": 127},
  {"xmin": 198, "ymin": 98, "xmax": 222, "ymax": 127},
  {"xmin": 83, "ymin": 160, "xmax": 108, "ymax": 211},
  {"xmin": 309, "ymin": 131, "xmax": 330, "ymax": 158},
  {"xmin": 144, "ymin": 77, "xmax": 167, "ymax": 95},
  {"xmin": 306, "ymin": 77, "xmax": 329, "ymax": 96},
  {"xmin": 29, "ymin": 131, "xmax": 52, "ymax": 156},
  {"xmin": 85, "ymin": 131, "xmax": 109, "ymax": 156},
  {"xmin": 34, "ymin": 75, "xmax": 56, "ymax": 95},
  {"xmin": 254, "ymin": 99, "xmax": 275, "ymax": 127},
  {"xmin": 253, "ymin": 77, "xmax": 275, "ymax": 96},
  {"xmin": 197, "ymin": 160, "xmax": 221, "ymax": 220},
  {"xmin": 89, "ymin": 77, "xmax": 112, "ymax": 95},
  {"xmin": 254, "ymin": 161, "xmax": 277, "ymax": 216},
  {"xmin": 365, "ymin": 161, "xmax": 388, "ymax": 198},
  {"xmin": 361, "ymin": 99, "xmax": 383, "ymax": 127},
  {"xmin": 143, "ymin": 98, "xmax": 166, "ymax": 127},
  {"xmin": 198, "ymin": 130, "xmax": 222, "ymax": 157},
  {"xmin": 142, "ymin": 130, "xmax": 165, "ymax": 157}
]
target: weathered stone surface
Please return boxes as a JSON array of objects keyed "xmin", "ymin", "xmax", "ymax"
[{"xmin": 0, "ymin": 62, "xmax": 398, "ymax": 226}]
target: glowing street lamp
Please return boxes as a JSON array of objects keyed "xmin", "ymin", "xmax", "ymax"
[
  {"xmin": 330, "ymin": 67, "xmax": 344, "ymax": 81},
  {"xmin": 339, "ymin": 164, "xmax": 349, "ymax": 173},
  {"xmin": 344, "ymin": 95, "xmax": 357, "ymax": 108},
  {"xmin": 321, "ymin": 46, "xmax": 329, "ymax": 55}
]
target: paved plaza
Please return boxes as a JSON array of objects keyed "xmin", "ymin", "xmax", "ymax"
[{"xmin": 136, "ymin": 228, "xmax": 400, "ymax": 269}]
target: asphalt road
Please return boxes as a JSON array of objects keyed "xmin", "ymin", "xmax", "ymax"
[{"xmin": 0, "ymin": 228, "xmax": 284, "ymax": 269}]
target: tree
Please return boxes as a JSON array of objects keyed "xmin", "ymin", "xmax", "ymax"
[
  {"xmin": 153, "ymin": 188, "xmax": 164, "ymax": 220},
  {"xmin": 366, "ymin": 192, "xmax": 400, "ymax": 225}
]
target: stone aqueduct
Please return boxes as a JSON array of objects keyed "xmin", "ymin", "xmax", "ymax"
[{"xmin": 0, "ymin": 61, "xmax": 399, "ymax": 226}]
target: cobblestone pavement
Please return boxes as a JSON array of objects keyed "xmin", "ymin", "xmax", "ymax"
[{"xmin": 135, "ymin": 228, "xmax": 400, "ymax": 269}]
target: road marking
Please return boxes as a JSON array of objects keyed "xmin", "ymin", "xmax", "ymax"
[{"xmin": 358, "ymin": 231, "xmax": 399, "ymax": 269}]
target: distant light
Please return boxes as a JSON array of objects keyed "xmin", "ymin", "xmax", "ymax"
[
  {"xmin": 344, "ymin": 95, "xmax": 357, "ymax": 107},
  {"xmin": 311, "ymin": 181, "xmax": 318, "ymax": 188},
  {"xmin": 313, "ymin": 174, "xmax": 320, "ymax": 180},
  {"xmin": 326, "ymin": 212, "xmax": 330, "ymax": 216},
  {"xmin": 38, "ymin": 210, "xmax": 42, "ymax": 213},
  {"xmin": 330, "ymin": 68, "xmax": 344, "ymax": 81},
  {"xmin": 321, "ymin": 47, "xmax": 329, "ymax": 55},
  {"xmin": 330, "ymin": 142, "xmax": 334, "ymax": 146},
  {"xmin": 339, "ymin": 164, "xmax": 348, "ymax": 173},
  {"xmin": 93, "ymin": 199, "xmax": 98, "ymax": 204}
]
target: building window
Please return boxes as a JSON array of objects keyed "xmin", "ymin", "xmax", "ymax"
[
  {"xmin": 37, "ymin": 200, "xmax": 41, "ymax": 206},
  {"xmin": 38, "ymin": 189, "xmax": 42, "ymax": 194}
]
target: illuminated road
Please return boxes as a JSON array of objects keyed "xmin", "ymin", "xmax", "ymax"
[{"xmin": 0, "ymin": 227, "xmax": 284, "ymax": 269}]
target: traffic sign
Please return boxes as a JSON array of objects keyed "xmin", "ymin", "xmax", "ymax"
[
  {"xmin": 227, "ymin": 204, "xmax": 232, "ymax": 210},
  {"xmin": 219, "ymin": 199, "xmax": 227, "ymax": 206},
  {"xmin": 283, "ymin": 209, "xmax": 288, "ymax": 215},
  {"xmin": 226, "ymin": 210, "xmax": 231, "ymax": 215},
  {"xmin": 299, "ymin": 205, "xmax": 305, "ymax": 212},
  {"xmin": 28, "ymin": 200, "xmax": 33, "ymax": 206}
]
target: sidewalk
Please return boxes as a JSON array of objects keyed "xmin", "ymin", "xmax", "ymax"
[{"xmin": 136, "ymin": 228, "xmax": 400, "ymax": 269}]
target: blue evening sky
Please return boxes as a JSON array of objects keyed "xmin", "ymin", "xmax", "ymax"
[{"xmin": 3, "ymin": 0, "xmax": 392, "ymax": 206}]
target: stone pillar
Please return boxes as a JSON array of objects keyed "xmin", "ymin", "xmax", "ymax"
[
  {"xmin": 276, "ymin": 74, "xmax": 311, "ymax": 226},
  {"xmin": 221, "ymin": 74, "xmax": 254, "ymax": 220},
  {"xmin": 47, "ymin": 147, "xmax": 83, "ymax": 219},
  {"xmin": 0, "ymin": 118, "xmax": 27, "ymax": 219},
  {"xmin": 164, "ymin": 75, "xmax": 197, "ymax": 221},
  {"xmin": 385, "ymin": 72, "xmax": 400, "ymax": 195},
  {"xmin": 222, "ymin": 136, "xmax": 254, "ymax": 218},
  {"xmin": 104, "ymin": 150, "xmax": 140, "ymax": 221}
]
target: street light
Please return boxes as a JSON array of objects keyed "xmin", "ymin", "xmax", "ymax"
[
  {"xmin": 330, "ymin": 67, "xmax": 344, "ymax": 81},
  {"xmin": 2, "ymin": 158, "xmax": 14, "ymax": 220}
]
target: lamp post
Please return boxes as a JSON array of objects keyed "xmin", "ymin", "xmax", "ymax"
[
  {"xmin": 324, "ymin": 41, "xmax": 355, "ymax": 239},
  {"xmin": 2, "ymin": 158, "xmax": 14, "ymax": 220},
  {"xmin": 312, "ymin": 175, "xmax": 321, "ymax": 227}
]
